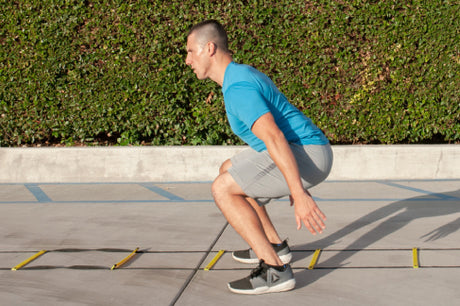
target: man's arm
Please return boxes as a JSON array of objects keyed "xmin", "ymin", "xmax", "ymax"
[{"xmin": 251, "ymin": 112, "xmax": 326, "ymax": 235}]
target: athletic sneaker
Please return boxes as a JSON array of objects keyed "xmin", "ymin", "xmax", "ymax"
[
  {"xmin": 232, "ymin": 240, "xmax": 292, "ymax": 264},
  {"xmin": 228, "ymin": 260, "xmax": 296, "ymax": 295}
]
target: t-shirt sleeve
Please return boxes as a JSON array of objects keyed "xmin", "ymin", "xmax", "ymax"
[{"xmin": 225, "ymin": 82, "xmax": 270, "ymax": 129}]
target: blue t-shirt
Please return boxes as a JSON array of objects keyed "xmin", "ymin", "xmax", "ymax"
[{"xmin": 222, "ymin": 62, "xmax": 329, "ymax": 152}]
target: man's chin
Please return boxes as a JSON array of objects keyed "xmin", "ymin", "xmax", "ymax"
[
  {"xmin": 191, "ymin": 70, "xmax": 207, "ymax": 80},
  {"xmin": 196, "ymin": 75, "xmax": 208, "ymax": 80}
]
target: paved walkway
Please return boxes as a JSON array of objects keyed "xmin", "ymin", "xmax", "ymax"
[{"xmin": 1, "ymin": 179, "xmax": 459, "ymax": 305}]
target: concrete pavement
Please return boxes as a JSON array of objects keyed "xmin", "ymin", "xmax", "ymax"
[{"xmin": 1, "ymin": 178, "xmax": 459, "ymax": 305}]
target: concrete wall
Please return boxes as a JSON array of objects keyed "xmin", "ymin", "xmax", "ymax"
[{"xmin": 0, "ymin": 145, "xmax": 459, "ymax": 183}]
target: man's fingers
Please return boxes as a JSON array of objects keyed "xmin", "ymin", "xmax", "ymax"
[
  {"xmin": 303, "ymin": 212, "xmax": 326, "ymax": 234},
  {"xmin": 316, "ymin": 208, "xmax": 327, "ymax": 221},
  {"xmin": 295, "ymin": 204, "xmax": 327, "ymax": 234},
  {"xmin": 303, "ymin": 219, "xmax": 317, "ymax": 235},
  {"xmin": 313, "ymin": 211, "xmax": 326, "ymax": 229}
]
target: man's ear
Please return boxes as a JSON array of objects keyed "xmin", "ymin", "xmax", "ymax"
[{"xmin": 207, "ymin": 42, "xmax": 217, "ymax": 56}]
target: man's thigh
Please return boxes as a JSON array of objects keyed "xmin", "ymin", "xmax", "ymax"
[
  {"xmin": 228, "ymin": 148, "xmax": 287, "ymax": 205},
  {"xmin": 227, "ymin": 144, "xmax": 333, "ymax": 205}
]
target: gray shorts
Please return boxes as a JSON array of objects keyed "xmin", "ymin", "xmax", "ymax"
[{"xmin": 228, "ymin": 143, "xmax": 333, "ymax": 205}]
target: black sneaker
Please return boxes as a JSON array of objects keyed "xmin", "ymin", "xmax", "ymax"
[
  {"xmin": 232, "ymin": 240, "xmax": 292, "ymax": 264},
  {"xmin": 227, "ymin": 260, "xmax": 296, "ymax": 295}
]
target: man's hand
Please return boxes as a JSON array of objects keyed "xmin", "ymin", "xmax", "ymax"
[{"xmin": 290, "ymin": 193, "xmax": 326, "ymax": 235}]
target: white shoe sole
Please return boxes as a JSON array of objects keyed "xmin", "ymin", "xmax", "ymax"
[
  {"xmin": 232, "ymin": 252, "xmax": 292, "ymax": 264},
  {"xmin": 228, "ymin": 278, "xmax": 296, "ymax": 295}
]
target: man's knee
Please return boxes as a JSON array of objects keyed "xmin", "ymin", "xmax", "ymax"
[
  {"xmin": 212, "ymin": 172, "xmax": 228, "ymax": 199},
  {"xmin": 219, "ymin": 159, "xmax": 232, "ymax": 174},
  {"xmin": 212, "ymin": 171, "xmax": 244, "ymax": 201}
]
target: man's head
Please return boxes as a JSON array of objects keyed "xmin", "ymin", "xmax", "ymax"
[
  {"xmin": 187, "ymin": 20, "xmax": 229, "ymax": 54},
  {"xmin": 185, "ymin": 20, "xmax": 231, "ymax": 82}
]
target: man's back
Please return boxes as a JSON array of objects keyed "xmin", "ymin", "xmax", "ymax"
[{"xmin": 222, "ymin": 61, "xmax": 328, "ymax": 152}]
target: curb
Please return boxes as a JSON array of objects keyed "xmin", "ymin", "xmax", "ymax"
[{"xmin": 0, "ymin": 145, "xmax": 459, "ymax": 183}]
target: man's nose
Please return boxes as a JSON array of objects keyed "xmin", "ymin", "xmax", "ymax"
[{"xmin": 185, "ymin": 54, "xmax": 191, "ymax": 66}]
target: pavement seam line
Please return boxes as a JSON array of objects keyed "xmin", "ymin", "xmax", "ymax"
[{"xmin": 169, "ymin": 222, "xmax": 229, "ymax": 306}]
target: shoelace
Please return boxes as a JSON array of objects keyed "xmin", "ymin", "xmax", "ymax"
[{"xmin": 250, "ymin": 260, "xmax": 267, "ymax": 279}]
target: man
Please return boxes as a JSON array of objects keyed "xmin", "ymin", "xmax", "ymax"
[{"xmin": 185, "ymin": 20, "xmax": 333, "ymax": 294}]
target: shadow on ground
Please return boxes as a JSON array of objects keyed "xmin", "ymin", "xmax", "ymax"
[{"xmin": 293, "ymin": 190, "xmax": 460, "ymax": 289}]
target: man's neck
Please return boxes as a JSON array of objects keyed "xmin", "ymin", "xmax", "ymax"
[{"xmin": 210, "ymin": 54, "xmax": 233, "ymax": 87}]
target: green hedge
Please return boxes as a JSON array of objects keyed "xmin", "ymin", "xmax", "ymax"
[{"xmin": 1, "ymin": 0, "xmax": 459, "ymax": 146}]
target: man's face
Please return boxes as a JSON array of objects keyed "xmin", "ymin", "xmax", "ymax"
[{"xmin": 185, "ymin": 33, "xmax": 211, "ymax": 80}]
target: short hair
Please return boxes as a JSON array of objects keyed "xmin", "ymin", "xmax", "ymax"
[{"xmin": 187, "ymin": 20, "xmax": 229, "ymax": 53}]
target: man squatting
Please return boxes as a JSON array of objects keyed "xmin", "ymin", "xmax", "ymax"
[{"xmin": 185, "ymin": 20, "xmax": 333, "ymax": 294}]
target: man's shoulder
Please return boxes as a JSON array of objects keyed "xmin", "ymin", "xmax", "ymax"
[
  {"xmin": 224, "ymin": 62, "xmax": 264, "ymax": 90},
  {"xmin": 227, "ymin": 62, "xmax": 256, "ymax": 78}
]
